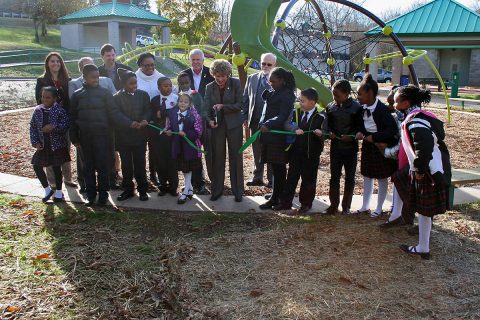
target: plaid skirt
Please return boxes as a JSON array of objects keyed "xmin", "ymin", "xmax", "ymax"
[
  {"xmin": 261, "ymin": 143, "xmax": 288, "ymax": 165},
  {"xmin": 360, "ymin": 141, "xmax": 397, "ymax": 178},
  {"xmin": 31, "ymin": 147, "xmax": 71, "ymax": 167},
  {"xmin": 392, "ymin": 168, "xmax": 448, "ymax": 217},
  {"xmin": 177, "ymin": 155, "xmax": 202, "ymax": 173}
]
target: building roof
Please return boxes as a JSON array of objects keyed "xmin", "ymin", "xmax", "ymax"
[
  {"xmin": 366, "ymin": 0, "xmax": 480, "ymax": 36},
  {"xmin": 58, "ymin": 2, "xmax": 170, "ymax": 24}
]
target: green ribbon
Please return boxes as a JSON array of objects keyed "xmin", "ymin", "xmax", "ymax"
[
  {"xmin": 238, "ymin": 129, "xmax": 315, "ymax": 154},
  {"xmin": 148, "ymin": 123, "xmax": 206, "ymax": 155}
]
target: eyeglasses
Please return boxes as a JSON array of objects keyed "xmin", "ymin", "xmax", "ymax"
[
  {"xmin": 142, "ymin": 63, "xmax": 155, "ymax": 68},
  {"xmin": 261, "ymin": 62, "xmax": 273, "ymax": 67}
]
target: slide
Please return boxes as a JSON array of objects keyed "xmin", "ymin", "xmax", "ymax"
[{"xmin": 231, "ymin": 0, "xmax": 333, "ymax": 108}]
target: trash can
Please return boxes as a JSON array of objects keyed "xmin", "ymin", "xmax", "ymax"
[
  {"xmin": 400, "ymin": 75, "xmax": 409, "ymax": 86},
  {"xmin": 450, "ymin": 72, "xmax": 459, "ymax": 98}
]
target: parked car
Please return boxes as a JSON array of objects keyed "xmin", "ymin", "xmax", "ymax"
[
  {"xmin": 353, "ymin": 68, "xmax": 392, "ymax": 83},
  {"xmin": 136, "ymin": 35, "xmax": 158, "ymax": 47}
]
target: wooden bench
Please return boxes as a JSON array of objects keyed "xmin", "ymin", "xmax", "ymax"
[
  {"xmin": 449, "ymin": 168, "xmax": 480, "ymax": 206},
  {"xmin": 448, "ymin": 97, "xmax": 480, "ymax": 110},
  {"xmin": 419, "ymin": 77, "xmax": 450, "ymax": 92}
]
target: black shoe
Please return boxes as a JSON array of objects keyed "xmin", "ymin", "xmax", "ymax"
[
  {"xmin": 139, "ymin": 193, "xmax": 149, "ymax": 201},
  {"xmin": 379, "ymin": 216, "xmax": 405, "ymax": 229},
  {"xmin": 259, "ymin": 200, "xmax": 278, "ymax": 210},
  {"xmin": 273, "ymin": 203, "xmax": 291, "ymax": 210},
  {"xmin": 177, "ymin": 194, "xmax": 187, "ymax": 204},
  {"xmin": 97, "ymin": 197, "xmax": 108, "ymax": 206},
  {"xmin": 196, "ymin": 186, "xmax": 210, "ymax": 195},
  {"xmin": 298, "ymin": 205, "xmax": 312, "ymax": 214},
  {"xmin": 266, "ymin": 181, "xmax": 273, "ymax": 189},
  {"xmin": 264, "ymin": 193, "xmax": 272, "ymax": 200},
  {"xmin": 323, "ymin": 206, "xmax": 338, "ymax": 215},
  {"xmin": 42, "ymin": 189, "xmax": 55, "ymax": 203},
  {"xmin": 170, "ymin": 190, "xmax": 179, "ymax": 196},
  {"xmin": 117, "ymin": 191, "xmax": 134, "ymax": 201},
  {"xmin": 210, "ymin": 194, "xmax": 221, "ymax": 201},
  {"xmin": 246, "ymin": 180, "xmax": 264, "ymax": 187},
  {"xmin": 157, "ymin": 190, "xmax": 167, "ymax": 196},
  {"xmin": 399, "ymin": 244, "xmax": 430, "ymax": 260},
  {"xmin": 53, "ymin": 196, "xmax": 66, "ymax": 203},
  {"xmin": 235, "ymin": 195, "xmax": 242, "ymax": 202},
  {"xmin": 85, "ymin": 198, "xmax": 96, "ymax": 207}
]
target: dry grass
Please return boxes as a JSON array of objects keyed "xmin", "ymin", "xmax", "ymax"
[{"xmin": 0, "ymin": 193, "xmax": 479, "ymax": 319}]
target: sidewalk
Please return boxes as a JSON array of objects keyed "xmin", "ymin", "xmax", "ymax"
[{"xmin": 1, "ymin": 172, "xmax": 479, "ymax": 213}]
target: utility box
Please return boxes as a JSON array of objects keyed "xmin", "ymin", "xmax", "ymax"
[{"xmin": 451, "ymin": 72, "xmax": 459, "ymax": 98}]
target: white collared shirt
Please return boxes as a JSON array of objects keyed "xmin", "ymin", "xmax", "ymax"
[
  {"xmin": 160, "ymin": 93, "xmax": 178, "ymax": 110},
  {"xmin": 177, "ymin": 109, "xmax": 188, "ymax": 131},
  {"xmin": 192, "ymin": 68, "xmax": 202, "ymax": 92},
  {"xmin": 301, "ymin": 108, "xmax": 316, "ymax": 123},
  {"xmin": 363, "ymin": 98, "xmax": 379, "ymax": 133}
]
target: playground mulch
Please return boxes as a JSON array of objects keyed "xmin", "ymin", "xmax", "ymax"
[
  {"xmin": 0, "ymin": 194, "xmax": 478, "ymax": 319},
  {"xmin": 1, "ymin": 108, "xmax": 478, "ymax": 197}
]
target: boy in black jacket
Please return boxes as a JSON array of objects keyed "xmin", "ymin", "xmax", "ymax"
[
  {"xmin": 70, "ymin": 64, "xmax": 133, "ymax": 206},
  {"xmin": 275, "ymin": 88, "xmax": 325, "ymax": 214},
  {"xmin": 114, "ymin": 68, "xmax": 151, "ymax": 202}
]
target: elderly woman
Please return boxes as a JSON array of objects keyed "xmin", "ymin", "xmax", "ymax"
[{"xmin": 205, "ymin": 59, "xmax": 244, "ymax": 202}]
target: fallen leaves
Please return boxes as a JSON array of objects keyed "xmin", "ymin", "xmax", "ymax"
[
  {"xmin": 5, "ymin": 306, "xmax": 19, "ymax": 313},
  {"xmin": 32, "ymin": 253, "xmax": 50, "ymax": 261},
  {"xmin": 249, "ymin": 288, "xmax": 264, "ymax": 297}
]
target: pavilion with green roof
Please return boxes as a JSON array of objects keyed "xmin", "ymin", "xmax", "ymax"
[
  {"xmin": 365, "ymin": 0, "xmax": 480, "ymax": 86},
  {"xmin": 58, "ymin": 0, "xmax": 170, "ymax": 52}
]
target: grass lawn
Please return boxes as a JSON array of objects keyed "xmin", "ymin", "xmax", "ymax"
[
  {"xmin": 459, "ymin": 93, "xmax": 480, "ymax": 100},
  {"xmin": 0, "ymin": 193, "xmax": 478, "ymax": 319},
  {"xmin": 0, "ymin": 25, "xmax": 61, "ymax": 51}
]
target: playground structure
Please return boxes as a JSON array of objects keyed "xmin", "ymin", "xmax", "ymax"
[{"xmin": 115, "ymin": 0, "xmax": 451, "ymax": 120}]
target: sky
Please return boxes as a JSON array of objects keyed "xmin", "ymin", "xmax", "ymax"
[{"xmin": 149, "ymin": 0, "xmax": 478, "ymax": 17}]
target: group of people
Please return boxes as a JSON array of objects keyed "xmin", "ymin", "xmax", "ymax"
[{"xmin": 30, "ymin": 46, "xmax": 451, "ymax": 258}]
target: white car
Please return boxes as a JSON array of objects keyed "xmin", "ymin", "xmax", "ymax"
[{"xmin": 136, "ymin": 35, "xmax": 158, "ymax": 47}]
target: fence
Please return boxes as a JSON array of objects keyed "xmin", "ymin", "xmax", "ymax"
[{"xmin": 0, "ymin": 48, "xmax": 103, "ymax": 68}]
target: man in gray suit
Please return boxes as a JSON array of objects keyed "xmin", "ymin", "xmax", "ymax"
[
  {"xmin": 242, "ymin": 53, "xmax": 276, "ymax": 187},
  {"xmin": 68, "ymin": 57, "xmax": 117, "ymax": 193}
]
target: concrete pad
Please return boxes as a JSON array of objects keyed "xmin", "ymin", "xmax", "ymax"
[{"xmin": 0, "ymin": 173, "xmax": 478, "ymax": 213}]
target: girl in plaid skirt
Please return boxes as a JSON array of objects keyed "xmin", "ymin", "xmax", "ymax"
[
  {"xmin": 355, "ymin": 74, "xmax": 398, "ymax": 217},
  {"xmin": 392, "ymin": 85, "xmax": 451, "ymax": 259},
  {"xmin": 30, "ymin": 86, "xmax": 70, "ymax": 202},
  {"xmin": 166, "ymin": 93, "xmax": 203, "ymax": 204}
]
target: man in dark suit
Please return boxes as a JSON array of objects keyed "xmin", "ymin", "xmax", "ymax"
[
  {"xmin": 242, "ymin": 53, "xmax": 276, "ymax": 187},
  {"xmin": 181, "ymin": 49, "xmax": 215, "ymax": 98},
  {"xmin": 98, "ymin": 43, "xmax": 132, "ymax": 91},
  {"xmin": 181, "ymin": 49, "xmax": 215, "ymax": 194}
]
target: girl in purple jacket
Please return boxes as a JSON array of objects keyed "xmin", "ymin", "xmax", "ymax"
[
  {"xmin": 30, "ymin": 86, "xmax": 70, "ymax": 202},
  {"xmin": 166, "ymin": 93, "xmax": 203, "ymax": 204}
]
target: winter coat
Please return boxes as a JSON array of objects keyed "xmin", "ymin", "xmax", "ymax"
[{"xmin": 29, "ymin": 103, "xmax": 69, "ymax": 151}]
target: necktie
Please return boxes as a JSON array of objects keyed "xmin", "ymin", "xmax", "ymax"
[
  {"xmin": 262, "ymin": 75, "xmax": 268, "ymax": 87},
  {"xmin": 178, "ymin": 113, "xmax": 185, "ymax": 125},
  {"xmin": 300, "ymin": 112, "xmax": 308, "ymax": 129},
  {"xmin": 161, "ymin": 97, "xmax": 167, "ymax": 110},
  {"xmin": 364, "ymin": 107, "xmax": 372, "ymax": 117}
]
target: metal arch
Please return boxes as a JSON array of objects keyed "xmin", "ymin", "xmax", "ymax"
[
  {"xmin": 272, "ymin": 0, "xmax": 299, "ymax": 47},
  {"xmin": 325, "ymin": 0, "xmax": 419, "ymax": 86}
]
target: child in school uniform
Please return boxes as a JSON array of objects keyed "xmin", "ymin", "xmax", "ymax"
[
  {"xmin": 258, "ymin": 67, "xmax": 296, "ymax": 210},
  {"xmin": 392, "ymin": 85, "xmax": 451, "ymax": 259},
  {"xmin": 324, "ymin": 80, "xmax": 363, "ymax": 215},
  {"xmin": 177, "ymin": 72, "xmax": 209, "ymax": 194},
  {"xmin": 113, "ymin": 68, "xmax": 151, "ymax": 202},
  {"xmin": 30, "ymin": 86, "xmax": 70, "ymax": 202},
  {"xmin": 70, "ymin": 64, "xmax": 133, "ymax": 206},
  {"xmin": 275, "ymin": 88, "xmax": 325, "ymax": 214},
  {"xmin": 355, "ymin": 74, "xmax": 399, "ymax": 217},
  {"xmin": 165, "ymin": 93, "xmax": 203, "ymax": 204},
  {"xmin": 150, "ymin": 77, "xmax": 179, "ymax": 196}
]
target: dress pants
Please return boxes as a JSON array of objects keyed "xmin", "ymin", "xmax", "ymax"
[
  {"xmin": 118, "ymin": 143, "xmax": 148, "ymax": 194},
  {"xmin": 329, "ymin": 147, "xmax": 357, "ymax": 211},
  {"xmin": 281, "ymin": 152, "xmax": 319, "ymax": 207},
  {"xmin": 210, "ymin": 122, "xmax": 244, "ymax": 198},
  {"xmin": 153, "ymin": 134, "xmax": 178, "ymax": 193},
  {"xmin": 80, "ymin": 134, "xmax": 110, "ymax": 201}
]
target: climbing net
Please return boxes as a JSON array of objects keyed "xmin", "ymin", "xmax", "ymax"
[{"xmin": 273, "ymin": 0, "xmax": 387, "ymax": 85}]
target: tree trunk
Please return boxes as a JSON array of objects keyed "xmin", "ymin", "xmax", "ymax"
[
  {"xmin": 33, "ymin": 18, "xmax": 40, "ymax": 43},
  {"xmin": 41, "ymin": 21, "xmax": 47, "ymax": 37}
]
